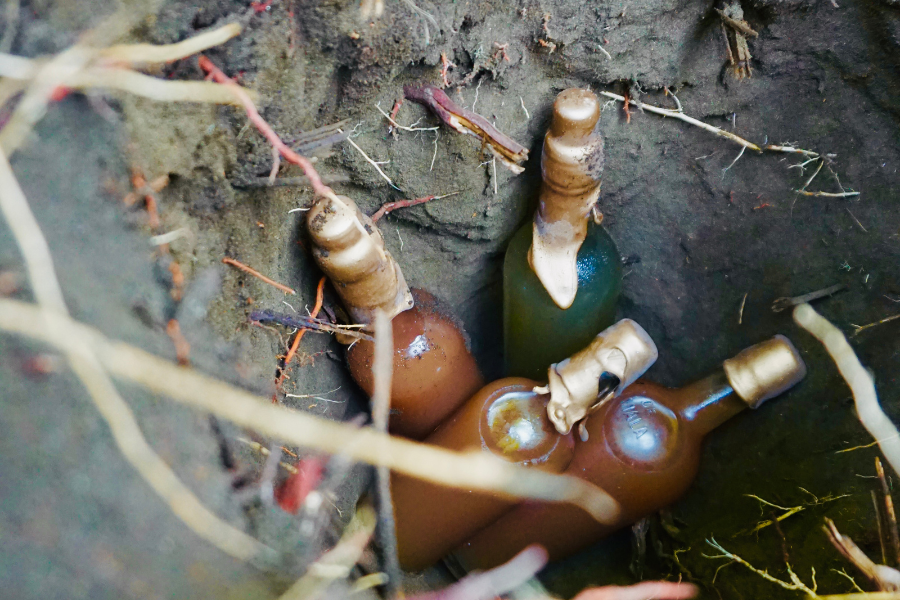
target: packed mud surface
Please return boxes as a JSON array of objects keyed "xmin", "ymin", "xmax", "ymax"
[{"xmin": 2, "ymin": 0, "xmax": 900, "ymax": 598}]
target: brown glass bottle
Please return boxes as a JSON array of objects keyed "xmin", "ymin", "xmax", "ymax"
[
  {"xmin": 307, "ymin": 194, "xmax": 483, "ymax": 439},
  {"xmin": 346, "ymin": 288, "xmax": 483, "ymax": 439},
  {"xmin": 393, "ymin": 319, "xmax": 659, "ymax": 572},
  {"xmin": 451, "ymin": 335, "xmax": 807, "ymax": 570}
]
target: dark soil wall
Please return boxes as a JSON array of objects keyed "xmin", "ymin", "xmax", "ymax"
[{"xmin": 2, "ymin": 0, "xmax": 900, "ymax": 598}]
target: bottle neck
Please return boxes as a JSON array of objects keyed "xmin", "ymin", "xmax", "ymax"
[{"xmin": 676, "ymin": 371, "xmax": 747, "ymax": 436}]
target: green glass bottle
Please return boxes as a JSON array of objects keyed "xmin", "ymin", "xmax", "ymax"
[{"xmin": 504, "ymin": 88, "xmax": 622, "ymax": 379}]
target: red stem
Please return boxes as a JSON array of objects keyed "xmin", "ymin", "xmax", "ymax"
[{"xmin": 198, "ymin": 55, "xmax": 335, "ymax": 199}]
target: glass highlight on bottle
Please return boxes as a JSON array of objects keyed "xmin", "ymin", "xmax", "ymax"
[
  {"xmin": 451, "ymin": 335, "xmax": 807, "ymax": 570},
  {"xmin": 307, "ymin": 194, "xmax": 484, "ymax": 439},
  {"xmin": 392, "ymin": 319, "xmax": 658, "ymax": 571}
]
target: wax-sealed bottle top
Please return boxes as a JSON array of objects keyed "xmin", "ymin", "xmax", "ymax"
[
  {"xmin": 543, "ymin": 319, "xmax": 658, "ymax": 435},
  {"xmin": 307, "ymin": 195, "xmax": 413, "ymax": 324},
  {"xmin": 722, "ymin": 334, "xmax": 807, "ymax": 408},
  {"xmin": 547, "ymin": 88, "xmax": 602, "ymax": 138},
  {"xmin": 530, "ymin": 88, "xmax": 605, "ymax": 310}
]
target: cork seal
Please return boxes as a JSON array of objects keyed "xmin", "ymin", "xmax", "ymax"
[{"xmin": 307, "ymin": 195, "xmax": 413, "ymax": 325}]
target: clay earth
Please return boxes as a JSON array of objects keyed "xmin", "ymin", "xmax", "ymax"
[{"xmin": 1, "ymin": 0, "xmax": 899, "ymax": 598}]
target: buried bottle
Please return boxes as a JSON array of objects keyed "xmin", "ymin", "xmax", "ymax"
[
  {"xmin": 307, "ymin": 194, "xmax": 484, "ymax": 439},
  {"xmin": 392, "ymin": 319, "xmax": 658, "ymax": 572},
  {"xmin": 450, "ymin": 335, "xmax": 808, "ymax": 570},
  {"xmin": 504, "ymin": 88, "xmax": 622, "ymax": 379}
]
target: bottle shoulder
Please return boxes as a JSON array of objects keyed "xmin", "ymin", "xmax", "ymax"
[
  {"xmin": 433, "ymin": 378, "xmax": 575, "ymax": 471},
  {"xmin": 504, "ymin": 221, "xmax": 622, "ymax": 287},
  {"xmin": 579, "ymin": 385, "xmax": 692, "ymax": 473}
]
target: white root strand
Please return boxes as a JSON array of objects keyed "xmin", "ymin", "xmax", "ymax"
[
  {"xmin": 98, "ymin": 23, "xmax": 242, "ymax": 65},
  {"xmin": 67, "ymin": 67, "xmax": 257, "ymax": 105},
  {"xmin": 793, "ymin": 304, "xmax": 900, "ymax": 477},
  {"xmin": 0, "ymin": 148, "xmax": 274, "ymax": 564},
  {"xmin": 0, "ymin": 297, "xmax": 621, "ymax": 524},
  {"xmin": 598, "ymin": 90, "xmax": 762, "ymax": 152}
]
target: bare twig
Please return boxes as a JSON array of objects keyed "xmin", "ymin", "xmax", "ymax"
[
  {"xmin": 794, "ymin": 304, "xmax": 900, "ymax": 477},
  {"xmin": 715, "ymin": 8, "xmax": 759, "ymax": 37},
  {"xmin": 825, "ymin": 517, "xmax": 900, "ymax": 592},
  {"xmin": 796, "ymin": 190, "xmax": 861, "ymax": 198},
  {"xmin": 874, "ymin": 489, "xmax": 890, "ymax": 564},
  {"xmin": 250, "ymin": 310, "xmax": 374, "ymax": 342},
  {"xmin": 222, "ymin": 256, "xmax": 296, "ymax": 295},
  {"xmin": 767, "ymin": 144, "xmax": 820, "ymax": 157},
  {"xmin": 598, "ymin": 91, "xmax": 762, "ymax": 152},
  {"xmin": 721, "ymin": 145, "xmax": 747, "ymax": 180},
  {"xmin": 738, "ymin": 292, "xmax": 748, "ymax": 324},
  {"xmin": 0, "ymin": 297, "xmax": 622, "ymax": 523},
  {"xmin": 772, "ymin": 283, "xmax": 847, "ymax": 312},
  {"xmin": 664, "ymin": 86, "xmax": 683, "ymax": 112},
  {"xmin": 405, "ymin": 84, "xmax": 529, "ymax": 173},
  {"xmin": 797, "ymin": 159, "xmax": 825, "ymax": 194}
]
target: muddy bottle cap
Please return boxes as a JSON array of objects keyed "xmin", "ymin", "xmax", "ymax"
[
  {"xmin": 722, "ymin": 335, "xmax": 807, "ymax": 408},
  {"xmin": 530, "ymin": 88, "xmax": 605, "ymax": 310},
  {"xmin": 307, "ymin": 195, "xmax": 413, "ymax": 325},
  {"xmin": 548, "ymin": 88, "xmax": 602, "ymax": 138},
  {"xmin": 544, "ymin": 319, "xmax": 659, "ymax": 435}
]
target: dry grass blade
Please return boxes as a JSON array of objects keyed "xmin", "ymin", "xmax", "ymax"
[
  {"xmin": 794, "ymin": 304, "xmax": 900, "ymax": 477},
  {"xmin": 0, "ymin": 297, "xmax": 621, "ymax": 523}
]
